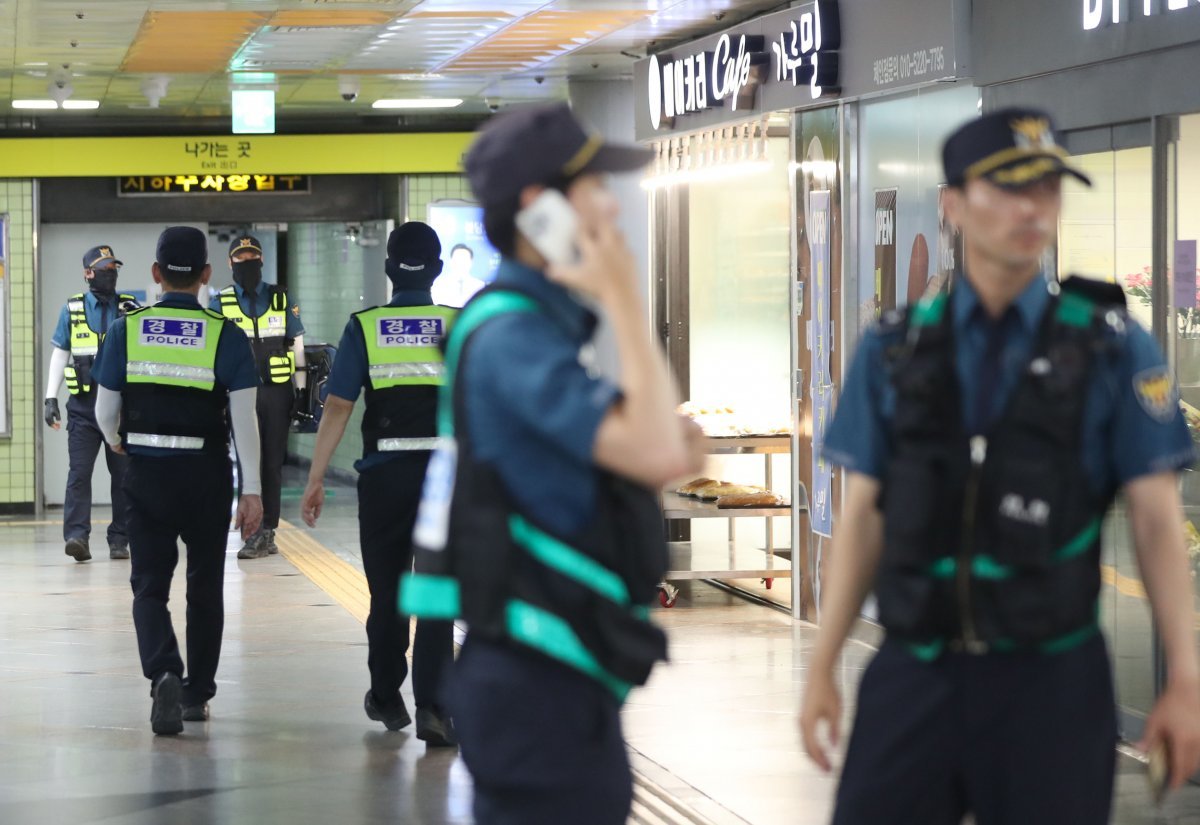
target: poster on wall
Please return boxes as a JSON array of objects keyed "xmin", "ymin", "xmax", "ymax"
[
  {"xmin": 874, "ymin": 189, "xmax": 897, "ymax": 318},
  {"xmin": 0, "ymin": 213, "xmax": 8, "ymax": 437},
  {"xmin": 426, "ymin": 203, "xmax": 502, "ymax": 309},
  {"xmin": 809, "ymin": 190, "xmax": 834, "ymax": 538},
  {"xmin": 936, "ymin": 184, "xmax": 963, "ymax": 292}
]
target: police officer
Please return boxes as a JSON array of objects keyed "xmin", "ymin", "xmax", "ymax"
[
  {"xmin": 398, "ymin": 104, "xmax": 705, "ymax": 824},
  {"xmin": 45, "ymin": 245, "xmax": 139, "ymax": 562},
  {"xmin": 800, "ymin": 108, "xmax": 1200, "ymax": 823},
  {"xmin": 210, "ymin": 235, "xmax": 306, "ymax": 559},
  {"xmin": 300, "ymin": 221, "xmax": 458, "ymax": 745},
  {"xmin": 92, "ymin": 226, "xmax": 263, "ymax": 735}
]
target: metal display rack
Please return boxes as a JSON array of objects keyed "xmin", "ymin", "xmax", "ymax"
[{"xmin": 659, "ymin": 435, "xmax": 793, "ymax": 606}]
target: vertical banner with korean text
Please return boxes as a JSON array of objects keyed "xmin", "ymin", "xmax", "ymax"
[
  {"xmin": 809, "ymin": 190, "xmax": 833, "ymax": 538},
  {"xmin": 874, "ymin": 189, "xmax": 898, "ymax": 317}
]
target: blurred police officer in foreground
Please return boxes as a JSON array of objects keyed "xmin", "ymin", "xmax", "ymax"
[
  {"xmin": 211, "ymin": 235, "xmax": 306, "ymax": 559},
  {"xmin": 800, "ymin": 108, "xmax": 1200, "ymax": 823},
  {"xmin": 45, "ymin": 245, "xmax": 139, "ymax": 562},
  {"xmin": 93, "ymin": 226, "xmax": 263, "ymax": 735},
  {"xmin": 301, "ymin": 221, "xmax": 457, "ymax": 746},
  {"xmin": 399, "ymin": 103, "xmax": 705, "ymax": 824}
]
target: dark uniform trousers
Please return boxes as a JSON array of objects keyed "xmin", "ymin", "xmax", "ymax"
[
  {"xmin": 254, "ymin": 381, "xmax": 293, "ymax": 531},
  {"xmin": 64, "ymin": 393, "xmax": 133, "ymax": 545},
  {"xmin": 358, "ymin": 455, "xmax": 454, "ymax": 709},
  {"xmin": 832, "ymin": 634, "xmax": 1117, "ymax": 825},
  {"xmin": 448, "ymin": 639, "xmax": 633, "ymax": 825},
  {"xmin": 124, "ymin": 453, "xmax": 233, "ymax": 705}
]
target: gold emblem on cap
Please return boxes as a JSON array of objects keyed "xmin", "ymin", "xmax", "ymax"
[{"xmin": 1010, "ymin": 117, "xmax": 1056, "ymax": 152}]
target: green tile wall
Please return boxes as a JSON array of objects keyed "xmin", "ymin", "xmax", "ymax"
[
  {"xmin": 286, "ymin": 175, "xmax": 471, "ymax": 477},
  {"xmin": 0, "ymin": 180, "xmax": 35, "ymax": 506}
]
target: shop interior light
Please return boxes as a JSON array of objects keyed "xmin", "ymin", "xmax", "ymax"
[
  {"xmin": 61, "ymin": 100, "xmax": 100, "ymax": 110},
  {"xmin": 371, "ymin": 98, "xmax": 463, "ymax": 110},
  {"xmin": 641, "ymin": 160, "xmax": 773, "ymax": 190},
  {"xmin": 11, "ymin": 99, "xmax": 59, "ymax": 109}
]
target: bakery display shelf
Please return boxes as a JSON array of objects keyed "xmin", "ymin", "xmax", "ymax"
[
  {"xmin": 665, "ymin": 540, "xmax": 793, "ymax": 581},
  {"xmin": 662, "ymin": 492, "xmax": 790, "ymax": 520},
  {"xmin": 703, "ymin": 435, "xmax": 791, "ymax": 455}
]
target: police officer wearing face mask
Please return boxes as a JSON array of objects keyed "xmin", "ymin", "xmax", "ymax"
[
  {"xmin": 300, "ymin": 222, "xmax": 458, "ymax": 745},
  {"xmin": 45, "ymin": 245, "xmax": 140, "ymax": 562},
  {"xmin": 210, "ymin": 236, "xmax": 306, "ymax": 559}
]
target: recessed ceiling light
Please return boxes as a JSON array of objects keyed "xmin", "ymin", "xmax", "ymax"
[
  {"xmin": 12, "ymin": 100, "xmax": 58, "ymax": 109},
  {"xmin": 371, "ymin": 98, "xmax": 462, "ymax": 110},
  {"xmin": 62, "ymin": 99, "xmax": 100, "ymax": 110}
]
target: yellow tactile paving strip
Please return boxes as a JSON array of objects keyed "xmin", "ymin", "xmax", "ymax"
[{"xmin": 274, "ymin": 520, "xmax": 370, "ymax": 625}]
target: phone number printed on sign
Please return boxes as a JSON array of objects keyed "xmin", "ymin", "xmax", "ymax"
[{"xmin": 872, "ymin": 46, "xmax": 946, "ymax": 86}]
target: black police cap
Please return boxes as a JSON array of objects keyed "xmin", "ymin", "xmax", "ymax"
[
  {"xmin": 157, "ymin": 226, "xmax": 208, "ymax": 275},
  {"xmin": 942, "ymin": 107, "xmax": 1091, "ymax": 189},
  {"xmin": 387, "ymin": 221, "xmax": 441, "ymax": 269},
  {"xmin": 465, "ymin": 102, "xmax": 653, "ymax": 206},
  {"xmin": 229, "ymin": 234, "xmax": 263, "ymax": 258},
  {"xmin": 83, "ymin": 245, "xmax": 122, "ymax": 269}
]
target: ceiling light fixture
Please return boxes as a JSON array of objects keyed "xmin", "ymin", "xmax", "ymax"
[
  {"xmin": 371, "ymin": 98, "xmax": 462, "ymax": 110},
  {"xmin": 11, "ymin": 100, "xmax": 59, "ymax": 109},
  {"xmin": 61, "ymin": 99, "xmax": 100, "ymax": 110}
]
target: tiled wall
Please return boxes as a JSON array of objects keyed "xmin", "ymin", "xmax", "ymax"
[
  {"xmin": 286, "ymin": 222, "xmax": 369, "ymax": 476},
  {"xmin": 0, "ymin": 180, "xmax": 35, "ymax": 507},
  {"xmin": 286, "ymin": 175, "xmax": 471, "ymax": 477}
]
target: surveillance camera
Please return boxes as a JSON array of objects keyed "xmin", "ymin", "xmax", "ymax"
[
  {"xmin": 534, "ymin": 75, "xmax": 545, "ymax": 85},
  {"xmin": 337, "ymin": 77, "xmax": 360, "ymax": 103},
  {"xmin": 484, "ymin": 98, "xmax": 500, "ymax": 112},
  {"xmin": 714, "ymin": 11, "xmax": 726, "ymax": 21},
  {"xmin": 54, "ymin": 78, "xmax": 67, "ymax": 89}
]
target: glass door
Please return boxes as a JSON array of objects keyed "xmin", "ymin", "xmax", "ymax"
[{"xmin": 1059, "ymin": 143, "xmax": 1156, "ymax": 737}]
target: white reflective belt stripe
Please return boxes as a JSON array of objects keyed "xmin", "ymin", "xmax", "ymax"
[
  {"xmin": 377, "ymin": 437, "xmax": 440, "ymax": 452},
  {"xmin": 369, "ymin": 362, "xmax": 444, "ymax": 379},
  {"xmin": 126, "ymin": 433, "xmax": 206, "ymax": 450},
  {"xmin": 253, "ymin": 328, "xmax": 288, "ymax": 339},
  {"xmin": 71, "ymin": 346, "xmax": 99, "ymax": 356},
  {"xmin": 127, "ymin": 361, "xmax": 216, "ymax": 382}
]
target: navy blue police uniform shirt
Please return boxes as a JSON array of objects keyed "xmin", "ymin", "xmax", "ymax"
[
  {"xmin": 823, "ymin": 275, "xmax": 1195, "ymax": 498},
  {"xmin": 92, "ymin": 292, "xmax": 260, "ymax": 457},
  {"xmin": 51, "ymin": 290, "xmax": 125, "ymax": 349},
  {"xmin": 461, "ymin": 258, "xmax": 621, "ymax": 538},
  {"xmin": 326, "ymin": 288, "xmax": 438, "ymax": 474},
  {"xmin": 207, "ymin": 280, "xmax": 305, "ymax": 339}
]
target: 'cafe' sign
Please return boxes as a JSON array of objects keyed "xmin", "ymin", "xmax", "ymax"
[
  {"xmin": 1084, "ymin": 0, "xmax": 1200, "ymax": 29},
  {"xmin": 646, "ymin": 1, "xmax": 841, "ymax": 131}
]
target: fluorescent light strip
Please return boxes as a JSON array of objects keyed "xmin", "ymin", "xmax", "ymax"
[
  {"xmin": 641, "ymin": 161, "xmax": 773, "ymax": 190},
  {"xmin": 62, "ymin": 100, "xmax": 100, "ymax": 110},
  {"xmin": 371, "ymin": 98, "xmax": 462, "ymax": 110},
  {"xmin": 12, "ymin": 99, "xmax": 59, "ymax": 109}
]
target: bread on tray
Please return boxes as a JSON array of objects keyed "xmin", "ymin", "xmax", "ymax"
[
  {"xmin": 695, "ymin": 482, "xmax": 764, "ymax": 501},
  {"xmin": 675, "ymin": 477, "xmax": 715, "ymax": 496},
  {"xmin": 716, "ymin": 491, "xmax": 786, "ymax": 508}
]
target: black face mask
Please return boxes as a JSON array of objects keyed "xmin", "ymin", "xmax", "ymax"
[
  {"xmin": 89, "ymin": 268, "xmax": 119, "ymax": 296},
  {"xmin": 232, "ymin": 259, "xmax": 263, "ymax": 293}
]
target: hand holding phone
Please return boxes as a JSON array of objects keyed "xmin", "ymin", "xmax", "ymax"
[
  {"xmin": 515, "ymin": 189, "xmax": 580, "ymax": 268},
  {"xmin": 1148, "ymin": 740, "xmax": 1171, "ymax": 807}
]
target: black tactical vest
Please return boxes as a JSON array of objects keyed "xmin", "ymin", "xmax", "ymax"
[
  {"xmin": 405, "ymin": 286, "xmax": 669, "ymax": 699},
  {"xmin": 877, "ymin": 278, "xmax": 1125, "ymax": 654}
]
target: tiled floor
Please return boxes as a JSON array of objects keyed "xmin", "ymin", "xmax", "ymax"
[{"xmin": 1, "ymin": 469, "xmax": 1198, "ymax": 824}]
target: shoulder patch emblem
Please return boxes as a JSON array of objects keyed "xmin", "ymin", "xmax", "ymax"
[
  {"xmin": 1133, "ymin": 367, "xmax": 1177, "ymax": 423},
  {"xmin": 291, "ymin": 305, "xmax": 300, "ymax": 318}
]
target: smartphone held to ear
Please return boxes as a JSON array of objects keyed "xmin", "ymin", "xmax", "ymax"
[{"xmin": 516, "ymin": 189, "xmax": 581, "ymax": 267}]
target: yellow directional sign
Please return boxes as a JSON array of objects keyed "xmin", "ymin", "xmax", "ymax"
[{"xmin": 0, "ymin": 132, "xmax": 475, "ymax": 177}]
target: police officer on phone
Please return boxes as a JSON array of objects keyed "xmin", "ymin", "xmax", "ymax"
[
  {"xmin": 210, "ymin": 235, "xmax": 306, "ymax": 559},
  {"xmin": 800, "ymin": 108, "xmax": 1200, "ymax": 823},
  {"xmin": 300, "ymin": 221, "xmax": 458, "ymax": 745},
  {"xmin": 45, "ymin": 245, "xmax": 139, "ymax": 562},
  {"xmin": 93, "ymin": 226, "xmax": 263, "ymax": 735},
  {"xmin": 399, "ymin": 103, "xmax": 705, "ymax": 824}
]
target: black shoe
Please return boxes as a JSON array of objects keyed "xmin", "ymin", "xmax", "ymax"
[
  {"xmin": 237, "ymin": 531, "xmax": 269, "ymax": 560},
  {"xmin": 65, "ymin": 537, "xmax": 91, "ymax": 563},
  {"xmin": 109, "ymin": 542, "xmax": 129, "ymax": 560},
  {"xmin": 150, "ymin": 672, "xmax": 183, "ymax": 735},
  {"xmin": 415, "ymin": 707, "xmax": 458, "ymax": 748},
  {"xmin": 182, "ymin": 702, "xmax": 209, "ymax": 722},
  {"xmin": 364, "ymin": 690, "xmax": 411, "ymax": 732}
]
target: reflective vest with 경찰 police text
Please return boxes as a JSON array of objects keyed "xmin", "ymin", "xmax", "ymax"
[
  {"xmin": 217, "ymin": 285, "xmax": 294, "ymax": 383},
  {"xmin": 120, "ymin": 304, "xmax": 229, "ymax": 453},
  {"xmin": 65, "ymin": 291, "xmax": 137, "ymax": 395},
  {"xmin": 353, "ymin": 303, "xmax": 457, "ymax": 456}
]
